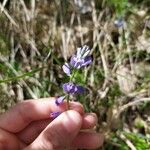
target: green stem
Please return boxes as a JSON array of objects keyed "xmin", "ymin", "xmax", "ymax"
[
  {"xmin": 67, "ymin": 94, "xmax": 70, "ymax": 110},
  {"xmin": 67, "ymin": 69, "xmax": 79, "ymax": 110},
  {"xmin": 70, "ymin": 70, "xmax": 75, "ymax": 82},
  {"xmin": 70, "ymin": 69, "xmax": 79, "ymax": 82}
]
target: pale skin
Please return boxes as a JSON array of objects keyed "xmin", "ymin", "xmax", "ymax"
[{"xmin": 0, "ymin": 97, "xmax": 104, "ymax": 150}]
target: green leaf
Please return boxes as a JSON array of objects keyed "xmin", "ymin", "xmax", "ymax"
[
  {"xmin": 123, "ymin": 132, "xmax": 150, "ymax": 150},
  {"xmin": 0, "ymin": 67, "xmax": 44, "ymax": 84}
]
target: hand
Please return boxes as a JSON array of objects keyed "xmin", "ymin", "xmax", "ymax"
[{"xmin": 0, "ymin": 97, "xmax": 104, "ymax": 150}]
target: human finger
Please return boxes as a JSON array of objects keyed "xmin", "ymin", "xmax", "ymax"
[
  {"xmin": 17, "ymin": 113, "xmax": 97, "ymax": 144},
  {"xmin": 81, "ymin": 113, "xmax": 97, "ymax": 129},
  {"xmin": 0, "ymin": 128, "xmax": 26, "ymax": 150},
  {"xmin": 16, "ymin": 119, "xmax": 51, "ymax": 144},
  {"xmin": 24, "ymin": 110, "xmax": 82, "ymax": 150},
  {"xmin": 0, "ymin": 98, "xmax": 84, "ymax": 133},
  {"xmin": 72, "ymin": 131, "xmax": 104, "ymax": 149}
]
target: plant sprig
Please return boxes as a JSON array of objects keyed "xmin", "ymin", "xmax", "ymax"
[{"xmin": 50, "ymin": 45, "xmax": 92, "ymax": 118}]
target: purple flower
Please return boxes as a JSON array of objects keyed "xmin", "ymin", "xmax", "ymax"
[
  {"xmin": 114, "ymin": 18, "xmax": 124, "ymax": 28},
  {"xmin": 70, "ymin": 45, "xmax": 92, "ymax": 69},
  {"xmin": 62, "ymin": 63, "xmax": 71, "ymax": 76},
  {"xmin": 50, "ymin": 112, "xmax": 61, "ymax": 118},
  {"xmin": 63, "ymin": 82, "xmax": 85, "ymax": 94},
  {"xmin": 55, "ymin": 96, "xmax": 65, "ymax": 106},
  {"xmin": 70, "ymin": 55, "xmax": 92, "ymax": 69}
]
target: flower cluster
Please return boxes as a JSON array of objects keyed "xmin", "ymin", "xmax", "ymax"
[{"xmin": 50, "ymin": 45, "xmax": 92, "ymax": 118}]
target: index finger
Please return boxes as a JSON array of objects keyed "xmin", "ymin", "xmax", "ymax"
[{"xmin": 0, "ymin": 97, "xmax": 84, "ymax": 133}]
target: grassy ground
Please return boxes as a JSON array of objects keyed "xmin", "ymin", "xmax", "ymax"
[{"xmin": 0, "ymin": 0, "xmax": 150, "ymax": 149}]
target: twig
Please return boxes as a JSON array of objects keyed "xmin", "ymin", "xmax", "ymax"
[
  {"xmin": 118, "ymin": 132, "xmax": 136, "ymax": 150},
  {"xmin": 119, "ymin": 97, "xmax": 150, "ymax": 114},
  {"xmin": 30, "ymin": 0, "xmax": 35, "ymax": 19},
  {"xmin": 19, "ymin": 0, "xmax": 30, "ymax": 21},
  {"xmin": 0, "ymin": 0, "xmax": 8, "ymax": 12},
  {"xmin": 0, "ymin": 2, "xmax": 18, "ymax": 27}
]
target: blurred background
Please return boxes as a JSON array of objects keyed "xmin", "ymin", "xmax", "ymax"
[{"xmin": 0, "ymin": 0, "xmax": 150, "ymax": 149}]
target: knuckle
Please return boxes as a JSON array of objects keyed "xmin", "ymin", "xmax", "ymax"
[
  {"xmin": 15, "ymin": 101, "xmax": 34, "ymax": 123},
  {"xmin": 43, "ymin": 129, "xmax": 67, "ymax": 150},
  {"xmin": 0, "ymin": 129, "xmax": 9, "ymax": 149}
]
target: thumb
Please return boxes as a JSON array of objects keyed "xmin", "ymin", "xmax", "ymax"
[{"xmin": 25, "ymin": 110, "xmax": 82, "ymax": 150}]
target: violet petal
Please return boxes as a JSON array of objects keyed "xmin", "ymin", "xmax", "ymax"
[
  {"xmin": 81, "ymin": 56, "xmax": 92, "ymax": 67},
  {"xmin": 55, "ymin": 96, "xmax": 66, "ymax": 106},
  {"xmin": 62, "ymin": 63, "xmax": 71, "ymax": 76},
  {"xmin": 114, "ymin": 18, "xmax": 124, "ymax": 28},
  {"xmin": 70, "ymin": 55, "xmax": 76, "ymax": 67},
  {"xmin": 70, "ymin": 55, "xmax": 84, "ymax": 69},
  {"xmin": 63, "ymin": 82, "xmax": 76, "ymax": 94},
  {"xmin": 63, "ymin": 82, "xmax": 84, "ymax": 94},
  {"xmin": 50, "ymin": 112, "xmax": 61, "ymax": 119},
  {"xmin": 76, "ymin": 85, "xmax": 85, "ymax": 94}
]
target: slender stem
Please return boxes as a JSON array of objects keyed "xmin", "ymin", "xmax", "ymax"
[
  {"xmin": 70, "ymin": 69, "xmax": 80, "ymax": 82},
  {"xmin": 70, "ymin": 70, "xmax": 75, "ymax": 82},
  {"xmin": 67, "ymin": 70, "xmax": 77, "ymax": 110},
  {"xmin": 67, "ymin": 94, "xmax": 70, "ymax": 110},
  {"xmin": 67, "ymin": 69, "xmax": 79, "ymax": 110}
]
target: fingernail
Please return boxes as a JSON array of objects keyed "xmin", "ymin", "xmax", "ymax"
[
  {"xmin": 84, "ymin": 113, "xmax": 98, "ymax": 124},
  {"xmin": 69, "ymin": 102, "xmax": 84, "ymax": 115},
  {"xmin": 62, "ymin": 110, "xmax": 82, "ymax": 134}
]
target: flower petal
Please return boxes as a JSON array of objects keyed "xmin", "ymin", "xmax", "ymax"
[
  {"xmin": 76, "ymin": 47, "xmax": 82, "ymax": 58},
  {"xmin": 55, "ymin": 96, "xmax": 66, "ymax": 106},
  {"xmin": 76, "ymin": 85, "xmax": 85, "ymax": 94},
  {"xmin": 63, "ymin": 82, "xmax": 76, "ymax": 93},
  {"xmin": 62, "ymin": 63, "xmax": 71, "ymax": 76},
  {"xmin": 50, "ymin": 112, "xmax": 61, "ymax": 118},
  {"xmin": 63, "ymin": 82, "xmax": 85, "ymax": 94},
  {"xmin": 81, "ymin": 45, "xmax": 90, "ymax": 58},
  {"xmin": 70, "ymin": 55, "xmax": 84, "ymax": 69},
  {"xmin": 70, "ymin": 55, "xmax": 76, "ymax": 66},
  {"xmin": 81, "ymin": 56, "xmax": 92, "ymax": 67},
  {"xmin": 114, "ymin": 18, "xmax": 124, "ymax": 28}
]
